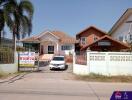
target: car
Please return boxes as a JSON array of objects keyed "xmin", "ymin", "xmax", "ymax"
[{"xmin": 49, "ymin": 56, "xmax": 66, "ymax": 70}]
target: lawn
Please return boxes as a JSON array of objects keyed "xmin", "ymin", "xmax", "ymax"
[{"xmin": 74, "ymin": 73, "xmax": 132, "ymax": 83}]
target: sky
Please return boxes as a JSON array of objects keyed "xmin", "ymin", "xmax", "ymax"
[{"xmin": 6, "ymin": 0, "xmax": 132, "ymax": 38}]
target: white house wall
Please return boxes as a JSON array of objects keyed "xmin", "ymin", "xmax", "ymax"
[
  {"xmin": 39, "ymin": 32, "xmax": 75, "ymax": 55},
  {"xmin": 111, "ymin": 14, "xmax": 132, "ymax": 42},
  {"xmin": 39, "ymin": 32, "xmax": 59, "ymax": 43},
  {"xmin": 59, "ymin": 44, "xmax": 75, "ymax": 55},
  {"xmin": 42, "ymin": 42, "xmax": 58, "ymax": 54},
  {"xmin": 39, "ymin": 32, "xmax": 59, "ymax": 54}
]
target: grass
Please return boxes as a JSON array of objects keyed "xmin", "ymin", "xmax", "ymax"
[
  {"xmin": 0, "ymin": 72, "xmax": 28, "ymax": 79},
  {"xmin": 74, "ymin": 73, "xmax": 132, "ymax": 83}
]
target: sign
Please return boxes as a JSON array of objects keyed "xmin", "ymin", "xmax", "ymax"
[
  {"xmin": 110, "ymin": 91, "xmax": 132, "ymax": 100},
  {"xmin": 98, "ymin": 41, "xmax": 111, "ymax": 46},
  {"xmin": 19, "ymin": 52, "xmax": 35, "ymax": 67}
]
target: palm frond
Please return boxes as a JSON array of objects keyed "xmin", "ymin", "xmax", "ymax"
[
  {"xmin": 4, "ymin": 2, "xmax": 16, "ymax": 31},
  {"xmin": 20, "ymin": 15, "xmax": 32, "ymax": 38},
  {"xmin": 19, "ymin": 0, "xmax": 34, "ymax": 19}
]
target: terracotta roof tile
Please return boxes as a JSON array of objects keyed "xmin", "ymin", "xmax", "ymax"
[
  {"xmin": 81, "ymin": 35, "xmax": 129, "ymax": 50},
  {"xmin": 20, "ymin": 30, "xmax": 77, "ymax": 44},
  {"xmin": 76, "ymin": 26, "xmax": 107, "ymax": 36}
]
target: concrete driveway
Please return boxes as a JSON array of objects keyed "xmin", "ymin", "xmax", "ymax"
[{"xmin": 0, "ymin": 65, "xmax": 132, "ymax": 100}]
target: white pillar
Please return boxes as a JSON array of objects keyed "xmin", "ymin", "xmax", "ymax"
[
  {"xmin": 87, "ymin": 50, "xmax": 90, "ymax": 74},
  {"xmin": 39, "ymin": 43, "xmax": 41, "ymax": 54},
  {"xmin": 56, "ymin": 42, "xmax": 59, "ymax": 54}
]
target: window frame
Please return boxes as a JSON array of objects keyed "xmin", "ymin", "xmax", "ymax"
[
  {"xmin": 61, "ymin": 45, "xmax": 72, "ymax": 51},
  {"xmin": 81, "ymin": 37, "xmax": 86, "ymax": 45},
  {"xmin": 119, "ymin": 36, "xmax": 123, "ymax": 42},
  {"xmin": 93, "ymin": 35, "xmax": 98, "ymax": 42}
]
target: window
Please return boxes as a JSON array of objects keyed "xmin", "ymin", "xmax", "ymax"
[
  {"xmin": 48, "ymin": 46, "xmax": 54, "ymax": 54},
  {"xmin": 119, "ymin": 36, "xmax": 123, "ymax": 42},
  {"xmin": 93, "ymin": 35, "xmax": 98, "ymax": 42},
  {"xmin": 61, "ymin": 45, "xmax": 72, "ymax": 50},
  {"xmin": 81, "ymin": 37, "xmax": 86, "ymax": 45},
  {"xmin": 130, "ymin": 34, "xmax": 132, "ymax": 41}
]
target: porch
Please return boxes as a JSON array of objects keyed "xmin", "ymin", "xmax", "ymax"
[{"xmin": 39, "ymin": 41, "xmax": 59, "ymax": 55}]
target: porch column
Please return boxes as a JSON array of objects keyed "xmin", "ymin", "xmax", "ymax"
[
  {"xmin": 56, "ymin": 42, "xmax": 59, "ymax": 54},
  {"xmin": 39, "ymin": 43, "xmax": 41, "ymax": 54}
]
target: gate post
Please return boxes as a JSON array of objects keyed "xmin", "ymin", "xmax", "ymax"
[{"xmin": 87, "ymin": 50, "xmax": 90, "ymax": 74}]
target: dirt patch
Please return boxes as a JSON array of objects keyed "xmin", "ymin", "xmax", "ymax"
[
  {"xmin": 74, "ymin": 73, "xmax": 132, "ymax": 83},
  {"xmin": 0, "ymin": 72, "xmax": 28, "ymax": 79}
]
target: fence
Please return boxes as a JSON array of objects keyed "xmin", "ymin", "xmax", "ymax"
[
  {"xmin": 0, "ymin": 38, "xmax": 14, "ymax": 64},
  {"xmin": 73, "ymin": 51, "xmax": 132, "ymax": 76},
  {"xmin": 75, "ymin": 51, "xmax": 87, "ymax": 65}
]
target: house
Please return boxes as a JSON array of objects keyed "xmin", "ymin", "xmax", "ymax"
[
  {"xmin": 20, "ymin": 30, "xmax": 76, "ymax": 56},
  {"xmin": 109, "ymin": 8, "xmax": 132, "ymax": 44},
  {"xmin": 75, "ymin": 26, "xmax": 129, "ymax": 51}
]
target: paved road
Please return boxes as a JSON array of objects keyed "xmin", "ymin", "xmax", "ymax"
[{"xmin": 0, "ymin": 66, "xmax": 132, "ymax": 100}]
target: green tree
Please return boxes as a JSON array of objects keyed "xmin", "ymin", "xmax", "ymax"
[
  {"xmin": 0, "ymin": 0, "xmax": 7, "ymax": 44},
  {"xmin": 4, "ymin": 0, "xmax": 34, "ymax": 50}
]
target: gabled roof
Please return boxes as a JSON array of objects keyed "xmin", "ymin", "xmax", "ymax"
[
  {"xmin": 36, "ymin": 30, "xmax": 60, "ymax": 39},
  {"xmin": 109, "ymin": 8, "xmax": 132, "ymax": 35},
  {"xmin": 81, "ymin": 35, "xmax": 129, "ymax": 50},
  {"xmin": 20, "ymin": 30, "xmax": 77, "ymax": 44},
  {"xmin": 76, "ymin": 26, "xmax": 107, "ymax": 37}
]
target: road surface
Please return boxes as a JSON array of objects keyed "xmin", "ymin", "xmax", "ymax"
[{"xmin": 0, "ymin": 69, "xmax": 132, "ymax": 100}]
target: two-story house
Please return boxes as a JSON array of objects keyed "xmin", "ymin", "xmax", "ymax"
[{"xmin": 75, "ymin": 26, "xmax": 129, "ymax": 51}]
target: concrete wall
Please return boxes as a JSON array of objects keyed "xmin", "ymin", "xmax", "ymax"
[
  {"xmin": 0, "ymin": 52, "xmax": 18, "ymax": 74},
  {"xmin": 73, "ymin": 51, "xmax": 132, "ymax": 76}
]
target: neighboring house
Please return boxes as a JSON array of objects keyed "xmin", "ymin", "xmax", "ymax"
[
  {"xmin": 109, "ymin": 8, "xmax": 132, "ymax": 44},
  {"xmin": 75, "ymin": 26, "xmax": 129, "ymax": 51},
  {"xmin": 20, "ymin": 30, "xmax": 76, "ymax": 56}
]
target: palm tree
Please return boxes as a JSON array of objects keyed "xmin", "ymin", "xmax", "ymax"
[
  {"xmin": 0, "ymin": 10, "xmax": 4, "ymax": 44},
  {"xmin": 0, "ymin": 0, "xmax": 8, "ymax": 44},
  {"xmin": 4, "ymin": 0, "xmax": 34, "ymax": 50}
]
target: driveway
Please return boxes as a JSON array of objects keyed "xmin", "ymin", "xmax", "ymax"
[{"xmin": 0, "ymin": 65, "xmax": 132, "ymax": 100}]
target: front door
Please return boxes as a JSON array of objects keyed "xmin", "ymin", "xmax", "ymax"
[
  {"xmin": 40, "ymin": 45, "xmax": 44, "ymax": 54},
  {"xmin": 48, "ymin": 46, "xmax": 54, "ymax": 54}
]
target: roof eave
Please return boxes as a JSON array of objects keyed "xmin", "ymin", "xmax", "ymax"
[{"xmin": 109, "ymin": 8, "xmax": 132, "ymax": 35}]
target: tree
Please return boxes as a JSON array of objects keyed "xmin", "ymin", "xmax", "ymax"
[
  {"xmin": 4, "ymin": 0, "xmax": 34, "ymax": 50},
  {"xmin": 0, "ymin": 0, "xmax": 8, "ymax": 44}
]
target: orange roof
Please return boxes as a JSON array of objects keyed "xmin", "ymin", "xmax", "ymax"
[
  {"xmin": 76, "ymin": 26, "xmax": 107, "ymax": 36},
  {"xmin": 20, "ymin": 30, "xmax": 77, "ymax": 44},
  {"xmin": 51, "ymin": 31, "xmax": 77, "ymax": 43},
  {"xmin": 81, "ymin": 35, "xmax": 129, "ymax": 50},
  {"xmin": 19, "ymin": 36, "xmax": 40, "ymax": 42}
]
